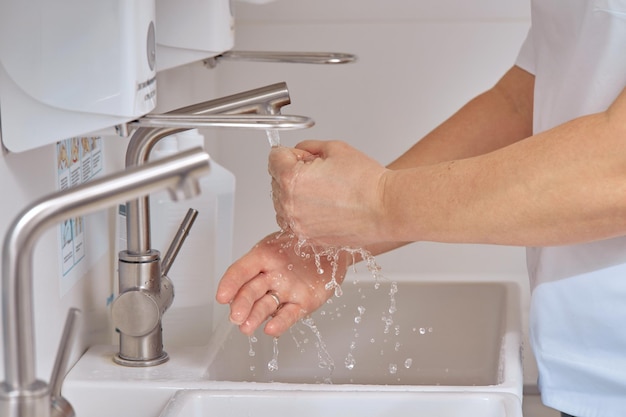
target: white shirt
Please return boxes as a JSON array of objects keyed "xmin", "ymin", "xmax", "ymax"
[{"xmin": 516, "ymin": 1, "xmax": 626, "ymax": 416}]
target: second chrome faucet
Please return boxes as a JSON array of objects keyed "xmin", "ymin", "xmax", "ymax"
[
  {"xmin": 112, "ymin": 82, "xmax": 314, "ymax": 366},
  {"xmin": 0, "ymin": 149, "xmax": 210, "ymax": 417}
]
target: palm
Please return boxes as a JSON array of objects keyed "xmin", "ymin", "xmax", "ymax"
[{"xmin": 216, "ymin": 232, "xmax": 347, "ymax": 337}]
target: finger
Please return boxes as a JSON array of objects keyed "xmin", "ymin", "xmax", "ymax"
[
  {"xmin": 238, "ymin": 292, "xmax": 284, "ymax": 336},
  {"xmin": 263, "ymin": 303, "xmax": 308, "ymax": 337},
  {"xmin": 215, "ymin": 245, "xmax": 270, "ymax": 304},
  {"xmin": 228, "ymin": 273, "xmax": 274, "ymax": 325},
  {"xmin": 268, "ymin": 146, "xmax": 313, "ymax": 179},
  {"xmin": 294, "ymin": 140, "xmax": 332, "ymax": 157}
]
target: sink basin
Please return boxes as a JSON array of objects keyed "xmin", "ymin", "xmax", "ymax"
[
  {"xmin": 159, "ymin": 390, "xmax": 523, "ymax": 417},
  {"xmin": 64, "ymin": 274, "xmax": 523, "ymax": 417},
  {"xmin": 205, "ymin": 277, "xmax": 519, "ymax": 388}
]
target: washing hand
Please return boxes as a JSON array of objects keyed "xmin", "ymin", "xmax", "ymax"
[
  {"xmin": 269, "ymin": 140, "xmax": 390, "ymax": 247},
  {"xmin": 216, "ymin": 232, "xmax": 350, "ymax": 337}
]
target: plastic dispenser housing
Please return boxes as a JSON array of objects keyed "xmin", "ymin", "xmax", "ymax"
[
  {"xmin": 155, "ymin": 0, "xmax": 234, "ymax": 71},
  {"xmin": 0, "ymin": 0, "xmax": 157, "ymax": 153}
]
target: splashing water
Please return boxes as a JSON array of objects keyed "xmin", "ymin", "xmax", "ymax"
[
  {"xmin": 277, "ymin": 231, "xmax": 406, "ymax": 378},
  {"xmin": 344, "ymin": 305, "xmax": 366, "ymax": 370},
  {"xmin": 289, "ymin": 326, "xmax": 307, "ymax": 353},
  {"xmin": 267, "ymin": 337, "xmax": 279, "ymax": 372},
  {"xmin": 354, "ymin": 305, "xmax": 366, "ymax": 324},
  {"xmin": 286, "ymin": 233, "xmax": 384, "ymax": 299},
  {"xmin": 300, "ymin": 316, "xmax": 335, "ymax": 373},
  {"xmin": 248, "ymin": 335, "xmax": 257, "ymax": 357},
  {"xmin": 344, "ymin": 352, "xmax": 356, "ymax": 370},
  {"xmin": 388, "ymin": 281, "xmax": 398, "ymax": 315},
  {"xmin": 388, "ymin": 363, "xmax": 398, "ymax": 375},
  {"xmin": 262, "ymin": 228, "xmax": 404, "ymax": 382}
]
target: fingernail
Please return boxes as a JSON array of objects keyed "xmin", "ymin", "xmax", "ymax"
[{"xmin": 229, "ymin": 314, "xmax": 243, "ymax": 325}]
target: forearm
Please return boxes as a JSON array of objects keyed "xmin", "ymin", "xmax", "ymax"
[
  {"xmin": 381, "ymin": 87, "xmax": 626, "ymax": 246},
  {"xmin": 364, "ymin": 66, "xmax": 534, "ymax": 256},
  {"xmin": 388, "ymin": 65, "xmax": 534, "ymax": 169}
]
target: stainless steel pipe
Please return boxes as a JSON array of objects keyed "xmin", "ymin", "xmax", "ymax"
[{"xmin": 0, "ymin": 148, "xmax": 210, "ymax": 417}]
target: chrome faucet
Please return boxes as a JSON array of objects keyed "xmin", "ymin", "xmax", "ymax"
[
  {"xmin": 113, "ymin": 82, "xmax": 314, "ymax": 367},
  {"xmin": 0, "ymin": 148, "xmax": 210, "ymax": 417}
]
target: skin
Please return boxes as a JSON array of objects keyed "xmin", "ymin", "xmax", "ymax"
[
  {"xmin": 216, "ymin": 231, "xmax": 352, "ymax": 336},
  {"xmin": 217, "ymin": 65, "xmax": 626, "ymax": 336}
]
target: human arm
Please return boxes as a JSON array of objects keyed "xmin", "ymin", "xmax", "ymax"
[
  {"xmin": 270, "ymin": 65, "xmax": 535, "ymax": 248},
  {"xmin": 217, "ymin": 66, "xmax": 537, "ymax": 337},
  {"xmin": 386, "ymin": 65, "xmax": 534, "ymax": 169},
  {"xmin": 272, "ymin": 76, "xmax": 626, "ymax": 247},
  {"xmin": 381, "ymin": 85, "xmax": 626, "ymax": 246}
]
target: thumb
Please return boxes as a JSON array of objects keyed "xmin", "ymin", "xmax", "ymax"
[{"xmin": 268, "ymin": 146, "xmax": 315, "ymax": 179}]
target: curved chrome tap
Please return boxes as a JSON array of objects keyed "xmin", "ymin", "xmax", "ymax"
[
  {"xmin": 0, "ymin": 149, "xmax": 210, "ymax": 417},
  {"xmin": 124, "ymin": 82, "xmax": 310, "ymax": 254},
  {"xmin": 115, "ymin": 82, "xmax": 314, "ymax": 366}
]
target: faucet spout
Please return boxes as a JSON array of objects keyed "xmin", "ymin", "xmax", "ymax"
[
  {"xmin": 115, "ymin": 81, "xmax": 312, "ymax": 366},
  {"xmin": 124, "ymin": 81, "xmax": 308, "ymax": 255},
  {"xmin": 0, "ymin": 148, "xmax": 210, "ymax": 417},
  {"xmin": 172, "ymin": 81, "xmax": 292, "ymax": 116},
  {"xmin": 125, "ymin": 81, "xmax": 290, "ymax": 162}
]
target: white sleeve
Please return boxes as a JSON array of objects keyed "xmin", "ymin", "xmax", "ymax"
[{"xmin": 515, "ymin": 27, "xmax": 536, "ymax": 75}]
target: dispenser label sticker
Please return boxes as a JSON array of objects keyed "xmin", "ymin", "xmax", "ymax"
[{"xmin": 55, "ymin": 137, "xmax": 104, "ymax": 294}]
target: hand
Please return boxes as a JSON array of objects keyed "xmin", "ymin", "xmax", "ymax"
[
  {"xmin": 269, "ymin": 140, "xmax": 389, "ymax": 247},
  {"xmin": 216, "ymin": 232, "xmax": 349, "ymax": 337}
]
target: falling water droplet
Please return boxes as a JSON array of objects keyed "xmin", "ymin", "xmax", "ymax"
[
  {"xmin": 248, "ymin": 336, "xmax": 257, "ymax": 357},
  {"xmin": 267, "ymin": 359, "xmax": 278, "ymax": 372},
  {"xmin": 267, "ymin": 337, "xmax": 279, "ymax": 372},
  {"xmin": 345, "ymin": 353, "xmax": 356, "ymax": 370}
]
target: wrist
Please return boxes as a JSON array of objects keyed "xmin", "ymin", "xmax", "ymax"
[{"xmin": 375, "ymin": 168, "xmax": 396, "ymax": 242}]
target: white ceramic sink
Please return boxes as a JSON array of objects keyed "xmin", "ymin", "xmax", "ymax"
[
  {"xmin": 64, "ymin": 274, "xmax": 523, "ymax": 417},
  {"xmin": 159, "ymin": 390, "xmax": 523, "ymax": 417},
  {"xmin": 205, "ymin": 277, "xmax": 520, "ymax": 388}
]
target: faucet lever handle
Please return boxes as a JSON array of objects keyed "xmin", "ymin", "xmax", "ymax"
[
  {"xmin": 161, "ymin": 208, "xmax": 199, "ymax": 276},
  {"xmin": 50, "ymin": 308, "xmax": 81, "ymax": 417}
]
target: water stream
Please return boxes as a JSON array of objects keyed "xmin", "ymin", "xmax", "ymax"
[
  {"xmin": 266, "ymin": 129, "xmax": 280, "ymax": 147},
  {"xmin": 251, "ymin": 236, "xmax": 402, "ymax": 382},
  {"xmin": 257, "ymin": 129, "xmax": 404, "ymax": 382}
]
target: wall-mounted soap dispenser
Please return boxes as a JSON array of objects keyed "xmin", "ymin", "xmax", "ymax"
[
  {"xmin": 0, "ymin": 0, "xmax": 157, "ymax": 153},
  {"xmin": 155, "ymin": 0, "xmax": 234, "ymax": 71}
]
